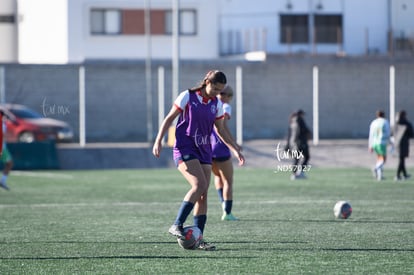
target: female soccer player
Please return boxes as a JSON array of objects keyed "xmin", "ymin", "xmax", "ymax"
[
  {"xmin": 152, "ymin": 70, "xmax": 245, "ymax": 251},
  {"xmin": 211, "ymin": 85, "xmax": 240, "ymax": 221},
  {"xmin": 369, "ymin": 110, "xmax": 391, "ymax": 181},
  {"xmin": 392, "ymin": 110, "xmax": 413, "ymax": 181}
]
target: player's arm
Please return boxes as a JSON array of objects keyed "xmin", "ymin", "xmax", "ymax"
[
  {"xmin": 214, "ymin": 118, "xmax": 244, "ymax": 165},
  {"xmin": 215, "ymin": 113, "xmax": 241, "ymax": 151},
  {"xmin": 152, "ymin": 106, "xmax": 181, "ymax": 157}
]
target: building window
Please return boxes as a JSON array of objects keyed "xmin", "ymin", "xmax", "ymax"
[
  {"xmin": 180, "ymin": 9, "xmax": 197, "ymax": 35},
  {"xmin": 90, "ymin": 9, "xmax": 121, "ymax": 35},
  {"xmin": 121, "ymin": 9, "xmax": 166, "ymax": 35},
  {"xmin": 280, "ymin": 14, "xmax": 309, "ymax": 44},
  {"xmin": 0, "ymin": 15, "xmax": 15, "ymax": 23},
  {"xmin": 314, "ymin": 15, "xmax": 342, "ymax": 44},
  {"xmin": 165, "ymin": 9, "xmax": 197, "ymax": 35},
  {"xmin": 122, "ymin": 10, "xmax": 145, "ymax": 34},
  {"xmin": 90, "ymin": 8, "xmax": 197, "ymax": 36}
]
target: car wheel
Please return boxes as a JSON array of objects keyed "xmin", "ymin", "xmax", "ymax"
[{"xmin": 18, "ymin": 131, "xmax": 35, "ymax": 143}]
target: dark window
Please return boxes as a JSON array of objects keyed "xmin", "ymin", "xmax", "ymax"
[
  {"xmin": 0, "ymin": 15, "xmax": 15, "ymax": 23},
  {"xmin": 90, "ymin": 9, "xmax": 121, "ymax": 35},
  {"xmin": 314, "ymin": 15, "xmax": 342, "ymax": 43},
  {"xmin": 280, "ymin": 14, "xmax": 309, "ymax": 43}
]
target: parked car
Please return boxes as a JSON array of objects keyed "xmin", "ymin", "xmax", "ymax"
[{"xmin": 0, "ymin": 104, "xmax": 74, "ymax": 143}]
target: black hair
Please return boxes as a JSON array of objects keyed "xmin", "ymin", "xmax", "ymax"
[
  {"xmin": 189, "ymin": 70, "xmax": 227, "ymax": 92},
  {"xmin": 396, "ymin": 110, "xmax": 407, "ymax": 123},
  {"xmin": 376, "ymin": 110, "xmax": 385, "ymax": 118}
]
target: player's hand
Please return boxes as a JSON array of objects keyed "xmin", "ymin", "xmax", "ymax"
[
  {"xmin": 236, "ymin": 150, "xmax": 245, "ymax": 166},
  {"xmin": 152, "ymin": 141, "xmax": 162, "ymax": 157}
]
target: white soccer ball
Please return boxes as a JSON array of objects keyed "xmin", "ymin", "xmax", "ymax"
[
  {"xmin": 333, "ymin": 201, "xmax": 352, "ymax": 219},
  {"xmin": 177, "ymin": 225, "xmax": 203, "ymax": 250}
]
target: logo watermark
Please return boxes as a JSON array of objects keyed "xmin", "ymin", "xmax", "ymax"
[
  {"xmin": 273, "ymin": 142, "xmax": 312, "ymax": 173},
  {"xmin": 41, "ymin": 97, "xmax": 70, "ymax": 117}
]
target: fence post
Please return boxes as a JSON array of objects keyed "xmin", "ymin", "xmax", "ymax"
[
  {"xmin": 389, "ymin": 65, "xmax": 395, "ymax": 127},
  {"xmin": 158, "ymin": 66, "xmax": 165, "ymax": 144},
  {"xmin": 313, "ymin": 66, "xmax": 319, "ymax": 146},
  {"xmin": 79, "ymin": 66, "xmax": 86, "ymax": 147},
  {"xmin": 0, "ymin": 66, "xmax": 5, "ymax": 103},
  {"xmin": 236, "ymin": 66, "xmax": 243, "ymax": 145}
]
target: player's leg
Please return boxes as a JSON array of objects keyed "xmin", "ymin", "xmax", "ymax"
[
  {"xmin": 0, "ymin": 147, "xmax": 12, "ymax": 190},
  {"xmin": 192, "ymin": 163, "xmax": 212, "ymax": 232},
  {"xmin": 169, "ymin": 159, "xmax": 209, "ymax": 238},
  {"xmin": 194, "ymin": 163, "xmax": 216, "ymax": 251},
  {"xmin": 296, "ymin": 145, "xmax": 310, "ymax": 179},
  {"xmin": 215, "ymin": 159, "xmax": 238, "ymax": 220},
  {"xmin": 375, "ymin": 155, "xmax": 385, "ymax": 180},
  {"xmin": 291, "ymin": 156, "xmax": 300, "ymax": 180},
  {"xmin": 396, "ymin": 156, "xmax": 404, "ymax": 180},
  {"xmin": 373, "ymin": 144, "xmax": 386, "ymax": 181},
  {"xmin": 212, "ymin": 161, "xmax": 224, "ymax": 204}
]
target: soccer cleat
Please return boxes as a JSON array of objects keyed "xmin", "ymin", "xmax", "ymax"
[
  {"xmin": 376, "ymin": 170, "xmax": 384, "ymax": 181},
  {"xmin": 396, "ymin": 174, "xmax": 411, "ymax": 181},
  {"xmin": 296, "ymin": 172, "xmax": 307, "ymax": 179},
  {"xmin": 198, "ymin": 240, "xmax": 216, "ymax": 251},
  {"xmin": 0, "ymin": 182, "xmax": 9, "ymax": 191},
  {"xmin": 168, "ymin": 224, "xmax": 185, "ymax": 239},
  {"xmin": 371, "ymin": 168, "xmax": 377, "ymax": 179},
  {"xmin": 221, "ymin": 213, "xmax": 239, "ymax": 221},
  {"xmin": 291, "ymin": 172, "xmax": 306, "ymax": 180}
]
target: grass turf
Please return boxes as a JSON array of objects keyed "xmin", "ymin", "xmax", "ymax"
[{"xmin": 0, "ymin": 167, "xmax": 413, "ymax": 274}]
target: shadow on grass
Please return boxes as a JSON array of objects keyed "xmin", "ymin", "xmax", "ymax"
[
  {"xmin": 0, "ymin": 240, "xmax": 307, "ymax": 245},
  {"xmin": 218, "ymin": 246, "xmax": 414, "ymax": 253},
  {"xmin": 0, "ymin": 255, "xmax": 258, "ymax": 260}
]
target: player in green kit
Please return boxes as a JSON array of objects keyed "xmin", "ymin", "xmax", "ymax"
[{"xmin": 369, "ymin": 110, "xmax": 390, "ymax": 181}]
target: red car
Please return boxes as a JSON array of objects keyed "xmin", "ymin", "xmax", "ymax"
[{"xmin": 1, "ymin": 104, "xmax": 74, "ymax": 143}]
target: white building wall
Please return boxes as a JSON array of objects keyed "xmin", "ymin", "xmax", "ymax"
[
  {"xmin": 392, "ymin": 0, "xmax": 414, "ymax": 38},
  {"xmin": 343, "ymin": 0, "xmax": 389, "ymax": 55},
  {"xmin": 66, "ymin": 0, "xmax": 219, "ymax": 62},
  {"xmin": 219, "ymin": 0, "xmax": 393, "ymax": 56},
  {"xmin": 4, "ymin": 0, "xmax": 414, "ymax": 63},
  {"xmin": 17, "ymin": 0, "xmax": 69, "ymax": 64},
  {"xmin": 0, "ymin": 0, "xmax": 17, "ymax": 62}
]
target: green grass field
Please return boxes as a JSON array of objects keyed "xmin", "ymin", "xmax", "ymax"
[{"xmin": 0, "ymin": 167, "xmax": 413, "ymax": 274}]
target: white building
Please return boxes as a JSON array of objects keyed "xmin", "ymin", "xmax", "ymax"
[{"xmin": 0, "ymin": 0, "xmax": 413, "ymax": 64}]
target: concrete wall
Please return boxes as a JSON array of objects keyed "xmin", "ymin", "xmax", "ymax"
[{"xmin": 2, "ymin": 56, "xmax": 414, "ymax": 142}]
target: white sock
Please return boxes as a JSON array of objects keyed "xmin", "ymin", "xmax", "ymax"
[
  {"xmin": 375, "ymin": 161, "xmax": 384, "ymax": 171},
  {"xmin": 377, "ymin": 168, "xmax": 382, "ymax": 179}
]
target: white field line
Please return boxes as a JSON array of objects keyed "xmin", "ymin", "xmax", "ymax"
[
  {"xmin": 0, "ymin": 200, "xmax": 342, "ymax": 209},
  {"xmin": 12, "ymin": 171, "xmax": 74, "ymax": 180},
  {"xmin": 0, "ymin": 202, "xmax": 170, "ymax": 208},
  {"xmin": 0, "ymin": 200, "xmax": 411, "ymax": 209}
]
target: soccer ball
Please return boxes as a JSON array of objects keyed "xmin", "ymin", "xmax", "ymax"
[
  {"xmin": 177, "ymin": 226, "xmax": 203, "ymax": 250},
  {"xmin": 333, "ymin": 201, "xmax": 352, "ymax": 219}
]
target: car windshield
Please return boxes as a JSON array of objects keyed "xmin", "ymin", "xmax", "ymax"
[{"xmin": 10, "ymin": 107, "xmax": 43, "ymax": 119}]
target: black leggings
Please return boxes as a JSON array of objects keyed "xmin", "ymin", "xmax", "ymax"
[
  {"xmin": 397, "ymin": 156, "xmax": 407, "ymax": 177},
  {"xmin": 293, "ymin": 146, "xmax": 310, "ymax": 173}
]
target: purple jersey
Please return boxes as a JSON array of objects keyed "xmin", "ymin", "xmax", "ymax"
[
  {"xmin": 173, "ymin": 90, "xmax": 224, "ymax": 164},
  {"xmin": 211, "ymin": 102, "xmax": 231, "ymax": 159}
]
